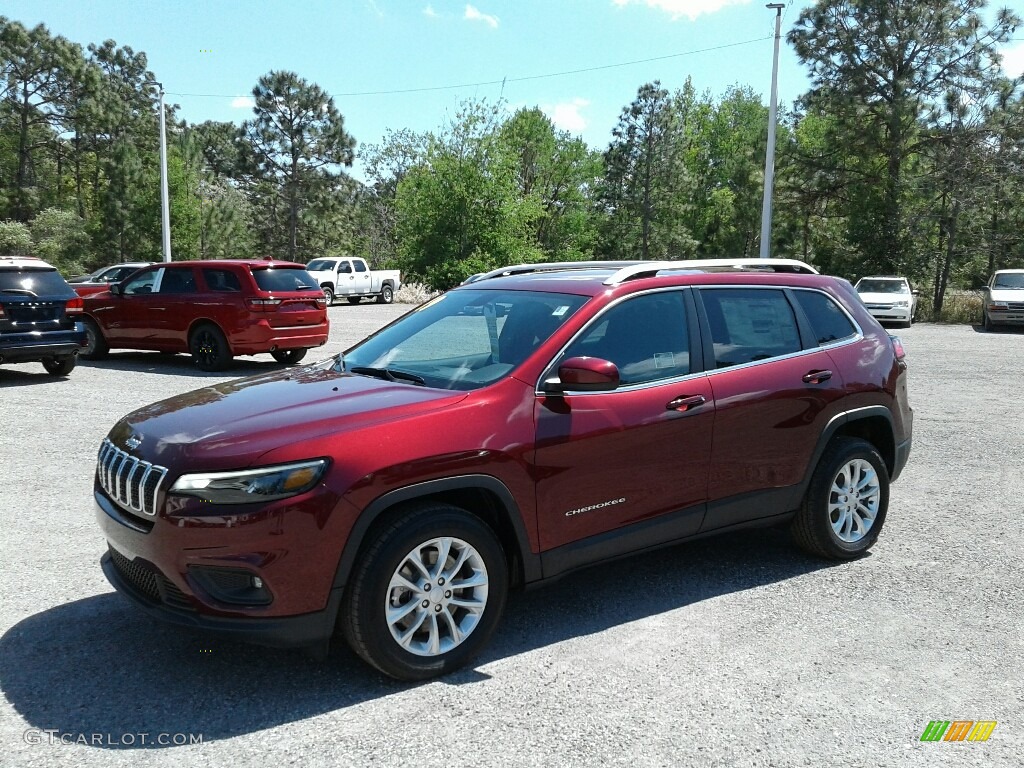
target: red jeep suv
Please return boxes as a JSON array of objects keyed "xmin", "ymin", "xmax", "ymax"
[
  {"xmin": 80, "ymin": 259, "xmax": 329, "ymax": 370},
  {"xmin": 94, "ymin": 261, "xmax": 912, "ymax": 679}
]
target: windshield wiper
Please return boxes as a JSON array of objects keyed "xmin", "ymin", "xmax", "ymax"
[
  {"xmin": 0, "ymin": 288, "xmax": 37, "ymax": 296},
  {"xmin": 348, "ymin": 366, "xmax": 426, "ymax": 386}
]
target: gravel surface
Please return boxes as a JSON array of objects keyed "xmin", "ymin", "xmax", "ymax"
[{"xmin": 1, "ymin": 315, "xmax": 1021, "ymax": 767}]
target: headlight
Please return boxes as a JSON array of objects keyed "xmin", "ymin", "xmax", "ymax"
[
  {"xmin": 170, "ymin": 459, "xmax": 328, "ymax": 504},
  {"xmin": 894, "ymin": 300, "xmax": 909, "ymax": 307}
]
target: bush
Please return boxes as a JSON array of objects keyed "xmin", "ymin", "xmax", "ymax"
[
  {"xmin": 916, "ymin": 290, "xmax": 983, "ymax": 324},
  {"xmin": 395, "ymin": 282, "xmax": 440, "ymax": 304},
  {"xmin": 0, "ymin": 220, "xmax": 32, "ymax": 255}
]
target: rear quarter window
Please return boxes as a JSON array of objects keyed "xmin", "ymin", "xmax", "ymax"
[
  {"xmin": 792, "ymin": 290, "xmax": 858, "ymax": 346},
  {"xmin": 251, "ymin": 267, "xmax": 320, "ymax": 292},
  {"xmin": 699, "ymin": 288, "xmax": 802, "ymax": 368}
]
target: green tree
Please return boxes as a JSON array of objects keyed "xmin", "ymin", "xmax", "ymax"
[
  {"xmin": 241, "ymin": 70, "xmax": 356, "ymax": 260},
  {"xmin": 29, "ymin": 207, "xmax": 89, "ymax": 274},
  {"xmin": 0, "ymin": 219, "xmax": 31, "ymax": 254}
]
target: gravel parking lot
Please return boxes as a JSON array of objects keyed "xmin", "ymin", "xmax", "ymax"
[{"xmin": 1, "ymin": 310, "xmax": 1021, "ymax": 768}]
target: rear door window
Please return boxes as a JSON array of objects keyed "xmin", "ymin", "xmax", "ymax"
[
  {"xmin": 251, "ymin": 267, "xmax": 320, "ymax": 292},
  {"xmin": 699, "ymin": 288, "xmax": 802, "ymax": 368}
]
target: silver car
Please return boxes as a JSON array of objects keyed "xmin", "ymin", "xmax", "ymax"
[
  {"xmin": 854, "ymin": 276, "xmax": 918, "ymax": 326},
  {"xmin": 982, "ymin": 269, "xmax": 1024, "ymax": 331}
]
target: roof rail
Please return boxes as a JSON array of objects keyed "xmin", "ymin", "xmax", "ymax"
[
  {"xmin": 603, "ymin": 257, "xmax": 819, "ymax": 285},
  {"xmin": 471, "ymin": 260, "xmax": 648, "ymax": 283}
]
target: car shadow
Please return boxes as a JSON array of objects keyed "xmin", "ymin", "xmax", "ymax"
[
  {"xmin": 77, "ymin": 352, "xmax": 286, "ymax": 377},
  {"xmin": 0, "ymin": 528, "xmax": 841, "ymax": 748},
  {"xmin": 0, "ymin": 367, "xmax": 79, "ymax": 388}
]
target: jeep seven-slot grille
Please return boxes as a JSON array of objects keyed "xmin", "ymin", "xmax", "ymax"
[{"xmin": 97, "ymin": 438, "xmax": 168, "ymax": 516}]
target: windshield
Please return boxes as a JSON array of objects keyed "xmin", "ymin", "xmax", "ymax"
[
  {"xmin": 341, "ymin": 288, "xmax": 589, "ymax": 391},
  {"xmin": 857, "ymin": 279, "xmax": 909, "ymax": 294},
  {"xmin": 993, "ymin": 273, "xmax": 1024, "ymax": 289},
  {"xmin": 306, "ymin": 259, "xmax": 336, "ymax": 272}
]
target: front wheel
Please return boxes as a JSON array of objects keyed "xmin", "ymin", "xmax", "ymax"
[
  {"xmin": 341, "ymin": 503, "xmax": 508, "ymax": 680},
  {"xmin": 42, "ymin": 355, "xmax": 77, "ymax": 376},
  {"xmin": 376, "ymin": 284, "xmax": 394, "ymax": 304},
  {"xmin": 790, "ymin": 437, "xmax": 889, "ymax": 560},
  {"xmin": 190, "ymin": 324, "xmax": 232, "ymax": 372},
  {"xmin": 271, "ymin": 348, "xmax": 307, "ymax": 365},
  {"xmin": 983, "ymin": 311, "xmax": 994, "ymax": 332}
]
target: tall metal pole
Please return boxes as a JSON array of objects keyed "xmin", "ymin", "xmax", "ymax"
[
  {"xmin": 759, "ymin": 4, "xmax": 785, "ymax": 259},
  {"xmin": 157, "ymin": 83, "xmax": 172, "ymax": 262}
]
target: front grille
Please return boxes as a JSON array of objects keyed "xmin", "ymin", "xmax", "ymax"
[
  {"xmin": 96, "ymin": 438, "xmax": 168, "ymax": 517},
  {"xmin": 1007, "ymin": 302, "xmax": 1024, "ymax": 311},
  {"xmin": 109, "ymin": 547, "xmax": 196, "ymax": 613},
  {"xmin": 865, "ymin": 303, "xmax": 893, "ymax": 310}
]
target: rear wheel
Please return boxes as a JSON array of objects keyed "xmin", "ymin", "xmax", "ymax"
[
  {"xmin": 271, "ymin": 348, "xmax": 307, "ymax": 365},
  {"xmin": 42, "ymin": 355, "xmax": 76, "ymax": 376},
  {"xmin": 80, "ymin": 317, "xmax": 109, "ymax": 359},
  {"xmin": 322, "ymin": 286, "xmax": 335, "ymax": 305},
  {"xmin": 347, "ymin": 296, "xmax": 361, "ymax": 305},
  {"xmin": 377, "ymin": 284, "xmax": 395, "ymax": 304},
  {"xmin": 790, "ymin": 437, "xmax": 889, "ymax": 560},
  {"xmin": 341, "ymin": 503, "xmax": 508, "ymax": 680},
  {"xmin": 190, "ymin": 324, "xmax": 232, "ymax": 372}
]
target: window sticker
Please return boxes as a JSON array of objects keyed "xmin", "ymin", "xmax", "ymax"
[{"xmin": 654, "ymin": 352, "xmax": 676, "ymax": 368}]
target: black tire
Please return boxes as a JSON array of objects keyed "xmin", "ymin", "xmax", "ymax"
[
  {"xmin": 189, "ymin": 323, "xmax": 232, "ymax": 372},
  {"xmin": 271, "ymin": 348, "xmax": 307, "ymax": 365},
  {"xmin": 341, "ymin": 503, "xmax": 508, "ymax": 681},
  {"xmin": 42, "ymin": 355, "xmax": 76, "ymax": 376},
  {"xmin": 80, "ymin": 317, "xmax": 109, "ymax": 360},
  {"xmin": 376, "ymin": 284, "xmax": 395, "ymax": 304},
  {"xmin": 347, "ymin": 296, "xmax": 361, "ymax": 305},
  {"xmin": 322, "ymin": 286, "xmax": 335, "ymax": 305},
  {"xmin": 983, "ymin": 311, "xmax": 994, "ymax": 332},
  {"xmin": 790, "ymin": 437, "xmax": 889, "ymax": 560}
]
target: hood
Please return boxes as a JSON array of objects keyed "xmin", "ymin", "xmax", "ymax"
[
  {"xmin": 109, "ymin": 365, "xmax": 468, "ymax": 471},
  {"xmin": 988, "ymin": 288, "xmax": 1024, "ymax": 302},
  {"xmin": 858, "ymin": 291, "xmax": 911, "ymax": 304}
]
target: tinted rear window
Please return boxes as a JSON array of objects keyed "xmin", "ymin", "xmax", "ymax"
[
  {"xmin": 0, "ymin": 268, "xmax": 73, "ymax": 296},
  {"xmin": 792, "ymin": 290, "xmax": 858, "ymax": 346},
  {"xmin": 251, "ymin": 267, "xmax": 320, "ymax": 292}
]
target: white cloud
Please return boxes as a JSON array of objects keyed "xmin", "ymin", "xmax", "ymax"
[
  {"xmin": 612, "ymin": 0, "xmax": 750, "ymax": 22},
  {"xmin": 423, "ymin": 4, "xmax": 438, "ymax": 17},
  {"xmin": 465, "ymin": 4, "xmax": 499, "ymax": 28},
  {"xmin": 544, "ymin": 98, "xmax": 590, "ymax": 133},
  {"xmin": 1000, "ymin": 42, "xmax": 1024, "ymax": 79},
  {"xmin": 230, "ymin": 96, "xmax": 255, "ymax": 109}
]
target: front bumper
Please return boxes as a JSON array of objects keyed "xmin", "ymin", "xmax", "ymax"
[
  {"xmin": 101, "ymin": 550, "xmax": 342, "ymax": 648},
  {"xmin": 986, "ymin": 309, "xmax": 1024, "ymax": 327},
  {"xmin": 865, "ymin": 306, "xmax": 912, "ymax": 323}
]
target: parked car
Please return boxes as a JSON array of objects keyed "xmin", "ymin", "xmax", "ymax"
[
  {"xmin": 0, "ymin": 255, "xmax": 86, "ymax": 376},
  {"xmin": 854, "ymin": 276, "xmax": 918, "ymax": 326},
  {"xmin": 94, "ymin": 259, "xmax": 912, "ymax": 680},
  {"xmin": 69, "ymin": 262, "xmax": 153, "ymax": 296},
  {"xmin": 80, "ymin": 259, "xmax": 329, "ymax": 371},
  {"xmin": 981, "ymin": 269, "xmax": 1024, "ymax": 331},
  {"xmin": 305, "ymin": 257, "xmax": 401, "ymax": 305}
]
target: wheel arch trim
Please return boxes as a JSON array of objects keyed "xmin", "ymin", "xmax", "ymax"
[
  {"xmin": 331, "ymin": 474, "xmax": 541, "ymax": 592},
  {"xmin": 801, "ymin": 406, "xmax": 895, "ymax": 496}
]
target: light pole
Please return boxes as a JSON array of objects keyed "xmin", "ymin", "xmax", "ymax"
[
  {"xmin": 156, "ymin": 82, "xmax": 172, "ymax": 262},
  {"xmin": 759, "ymin": 3, "xmax": 785, "ymax": 259}
]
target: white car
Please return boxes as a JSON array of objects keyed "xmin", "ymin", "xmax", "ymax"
[
  {"xmin": 982, "ymin": 269, "xmax": 1024, "ymax": 331},
  {"xmin": 854, "ymin": 276, "xmax": 917, "ymax": 326}
]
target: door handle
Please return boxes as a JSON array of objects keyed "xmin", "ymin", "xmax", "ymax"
[
  {"xmin": 802, "ymin": 369, "xmax": 833, "ymax": 384},
  {"xmin": 666, "ymin": 394, "xmax": 706, "ymax": 412}
]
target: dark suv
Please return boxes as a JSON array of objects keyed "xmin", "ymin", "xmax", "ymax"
[
  {"xmin": 94, "ymin": 260, "xmax": 913, "ymax": 679},
  {"xmin": 0, "ymin": 256, "xmax": 86, "ymax": 376}
]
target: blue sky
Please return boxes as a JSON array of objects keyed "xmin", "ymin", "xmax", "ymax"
[{"xmin": 7, "ymin": 0, "xmax": 1024, "ymax": 179}]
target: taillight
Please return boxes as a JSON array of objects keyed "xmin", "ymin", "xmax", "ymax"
[
  {"xmin": 0, "ymin": 304, "xmax": 5, "ymax": 319},
  {"xmin": 889, "ymin": 334, "xmax": 906, "ymax": 362},
  {"xmin": 315, "ymin": 297, "xmax": 327, "ymax": 309},
  {"xmin": 65, "ymin": 296, "xmax": 84, "ymax": 314},
  {"xmin": 246, "ymin": 297, "xmax": 282, "ymax": 311}
]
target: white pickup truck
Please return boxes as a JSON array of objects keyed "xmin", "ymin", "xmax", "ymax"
[{"xmin": 305, "ymin": 257, "xmax": 402, "ymax": 305}]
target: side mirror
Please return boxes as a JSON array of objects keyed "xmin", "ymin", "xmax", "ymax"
[
  {"xmin": 542, "ymin": 356, "xmax": 620, "ymax": 394},
  {"xmin": 109, "ymin": 284, "xmax": 123, "ymax": 296}
]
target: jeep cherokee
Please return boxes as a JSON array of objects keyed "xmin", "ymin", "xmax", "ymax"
[{"xmin": 94, "ymin": 260, "xmax": 913, "ymax": 680}]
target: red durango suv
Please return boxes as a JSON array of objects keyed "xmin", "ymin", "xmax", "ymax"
[
  {"xmin": 94, "ymin": 261, "xmax": 913, "ymax": 679},
  {"xmin": 80, "ymin": 259, "xmax": 329, "ymax": 370}
]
